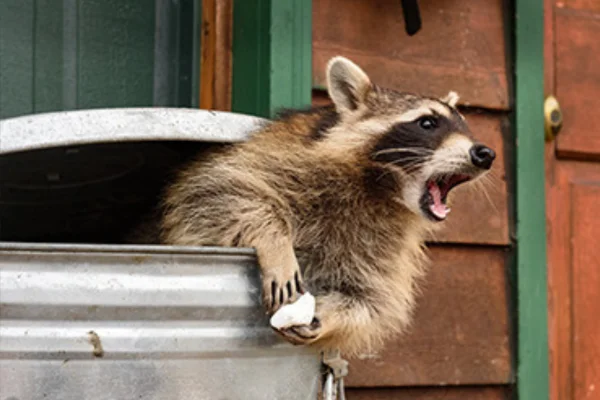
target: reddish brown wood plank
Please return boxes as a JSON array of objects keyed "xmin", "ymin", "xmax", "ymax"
[
  {"xmin": 214, "ymin": 0, "xmax": 233, "ymax": 111},
  {"xmin": 545, "ymin": 0, "xmax": 556, "ymax": 95},
  {"xmin": 200, "ymin": 0, "xmax": 232, "ymax": 111},
  {"xmin": 546, "ymin": 152, "xmax": 571, "ymax": 400},
  {"xmin": 313, "ymin": 0, "xmax": 509, "ymax": 110},
  {"xmin": 346, "ymin": 246, "xmax": 511, "ymax": 387},
  {"xmin": 562, "ymin": 0, "xmax": 600, "ymax": 12},
  {"xmin": 555, "ymin": 7, "xmax": 600, "ymax": 158},
  {"xmin": 571, "ymin": 183, "xmax": 600, "ymax": 400},
  {"xmin": 547, "ymin": 161, "xmax": 600, "ymax": 400},
  {"xmin": 346, "ymin": 386, "xmax": 511, "ymax": 400},
  {"xmin": 200, "ymin": 0, "xmax": 217, "ymax": 109},
  {"xmin": 312, "ymin": 91, "xmax": 510, "ymax": 245}
]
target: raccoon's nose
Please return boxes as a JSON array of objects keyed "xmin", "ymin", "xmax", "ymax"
[{"xmin": 470, "ymin": 144, "xmax": 496, "ymax": 170}]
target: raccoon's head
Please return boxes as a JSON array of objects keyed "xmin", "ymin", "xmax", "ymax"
[{"xmin": 324, "ymin": 56, "xmax": 495, "ymax": 222}]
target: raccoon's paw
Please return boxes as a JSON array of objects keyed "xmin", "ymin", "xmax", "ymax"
[
  {"xmin": 273, "ymin": 317, "xmax": 322, "ymax": 346},
  {"xmin": 262, "ymin": 268, "xmax": 305, "ymax": 313}
]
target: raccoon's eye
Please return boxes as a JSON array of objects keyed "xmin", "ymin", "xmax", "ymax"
[{"xmin": 418, "ymin": 116, "xmax": 438, "ymax": 130}]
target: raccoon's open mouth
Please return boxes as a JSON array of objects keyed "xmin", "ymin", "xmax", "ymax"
[{"xmin": 421, "ymin": 174, "xmax": 471, "ymax": 221}]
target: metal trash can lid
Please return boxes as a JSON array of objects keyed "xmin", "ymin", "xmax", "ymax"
[{"xmin": 0, "ymin": 107, "xmax": 265, "ymax": 155}]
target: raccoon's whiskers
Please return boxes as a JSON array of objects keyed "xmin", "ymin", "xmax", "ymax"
[
  {"xmin": 478, "ymin": 173, "xmax": 499, "ymax": 212},
  {"xmin": 482, "ymin": 169, "xmax": 502, "ymax": 193},
  {"xmin": 427, "ymin": 228, "xmax": 439, "ymax": 242},
  {"xmin": 426, "ymin": 158, "xmax": 466, "ymax": 171},
  {"xmin": 373, "ymin": 147, "xmax": 434, "ymax": 157},
  {"xmin": 465, "ymin": 174, "xmax": 498, "ymax": 213},
  {"xmin": 376, "ymin": 158, "xmax": 429, "ymax": 182},
  {"xmin": 381, "ymin": 157, "xmax": 429, "ymax": 173}
]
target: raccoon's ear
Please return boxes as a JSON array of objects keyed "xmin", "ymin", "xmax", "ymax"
[
  {"xmin": 326, "ymin": 56, "xmax": 372, "ymax": 113},
  {"xmin": 442, "ymin": 91, "xmax": 460, "ymax": 107}
]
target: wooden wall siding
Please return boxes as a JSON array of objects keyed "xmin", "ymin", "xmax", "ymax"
[
  {"xmin": 554, "ymin": 2, "xmax": 600, "ymax": 159},
  {"xmin": 312, "ymin": 0, "xmax": 509, "ymax": 110},
  {"xmin": 345, "ymin": 386, "xmax": 512, "ymax": 400},
  {"xmin": 346, "ymin": 246, "xmax": 511, "ymax": 387},
  {"xmin": 312, "ymin": 91, "xmax": 510, "ymax": 245},
  {"xmin": 562, "ymin": 0, "xmax": 600, "ymax": 13}
]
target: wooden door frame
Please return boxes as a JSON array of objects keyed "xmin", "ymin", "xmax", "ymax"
[
  {"xmin": 229, "ymin": 0, "xmax": 312, "ymax": 117},
  {"xmin": 514, "ymin": 0, "xmax": 550, "ymax": 399}
]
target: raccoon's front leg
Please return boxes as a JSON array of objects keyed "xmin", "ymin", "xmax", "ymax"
[
  {"xmin": 162, "ymin": 188, "xmax": 304, "ymax": 312},
  {"xmin": 274, "ymin": 292, "xmax": 375, "ymax": 353},
  {"xmin": 253, "ymin": 235, "xmax": 305, "ymax": 313}
]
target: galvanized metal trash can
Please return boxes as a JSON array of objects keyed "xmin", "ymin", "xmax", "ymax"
[{"xmin": 0, "ymin": 109, "xmax": 321, "ymax": 400}]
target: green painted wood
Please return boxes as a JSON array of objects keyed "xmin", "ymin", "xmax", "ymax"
[
  {"xmin": 0, "ymin": 0, "xmax": 199, "ymax": 120},
  {"xmin": 231, "ymin": 0, "xmax": 312, "ymax": 118},
  {"xmin": 0, "ymin": 0, "xmax": 35, "ymax": 119},
  {"xmin": 514, "ymin": 0, "xmax": 549, "ymax": 399},
  {"xmin": 76, "ymin": 0, "xmax": 155, "ymax": 109},
  {"xmin": 33, "ymin": 0, "xmax": 67, "ymax": 114},
  {"xmin": 269, "ymin": 0, "xmax": 312, "ymax": 116},
  {"xmin": 231, "ymin": 0, "xmax": 271, "ymax": 117},
  {"xmin": 178, "ymin": 0, "xmax": 201, "ymax": 109}
]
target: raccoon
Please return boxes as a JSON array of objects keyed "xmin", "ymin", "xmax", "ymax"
[{"xmin": 155, "ymin": 56, "xmax": 495, "ymax": 356}]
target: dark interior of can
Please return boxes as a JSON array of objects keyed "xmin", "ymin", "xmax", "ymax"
[{"xmin": 0, "ymin": 141, "xmax": 221, "ymax": 243}]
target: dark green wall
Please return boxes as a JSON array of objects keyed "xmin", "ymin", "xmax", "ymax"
[{"xmin": 0, "ymin": 0, "xmax": 199, "ymax": 120}]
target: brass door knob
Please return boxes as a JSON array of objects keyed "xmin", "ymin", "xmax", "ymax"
[{"xmin": 544, "ymin": 95, "xmax": 562, "ymax": 141}]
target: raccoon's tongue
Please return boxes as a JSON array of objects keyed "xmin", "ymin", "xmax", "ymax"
[{"xmin": 427, "ymin": 181, "xmax": 450, "ymax": 219}]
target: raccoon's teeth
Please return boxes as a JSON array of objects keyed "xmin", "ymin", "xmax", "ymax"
[
  {"xmin": 427, "ymin": 181, "xmax": 449, "ymax": 220},
  {"xmin": 427, "ymin": 181, "xmax": 442, "ymax": 206},
  {"xmin": 430, "ymin": 203, "xmax": 449, "ymax": 219}
]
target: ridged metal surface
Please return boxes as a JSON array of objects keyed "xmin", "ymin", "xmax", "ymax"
[{"xmin": 0, "ymin": 243, "xmax": 320, "ymax": 400}]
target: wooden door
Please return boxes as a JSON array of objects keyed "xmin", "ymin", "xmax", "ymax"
[{"xmin": 546, "ymin": 1, "xmax": 600, "ymax": 399}]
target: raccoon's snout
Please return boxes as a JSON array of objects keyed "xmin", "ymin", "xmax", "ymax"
[
  {"xmin": 415, "ymin": 142, "xmax": 495, "ymax": 222},
  {"xmin": 469, "ymin": 144, "xmax": 496, "ymax": 170}
]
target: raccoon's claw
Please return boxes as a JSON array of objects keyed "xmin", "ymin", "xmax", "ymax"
[
  {"xmin": 273, "ymin": 317, "xmax": 322, "ymax": 345},
  {"xmin": 263, "ymin": 270, "xmax": 305, "ymax": 313}
]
